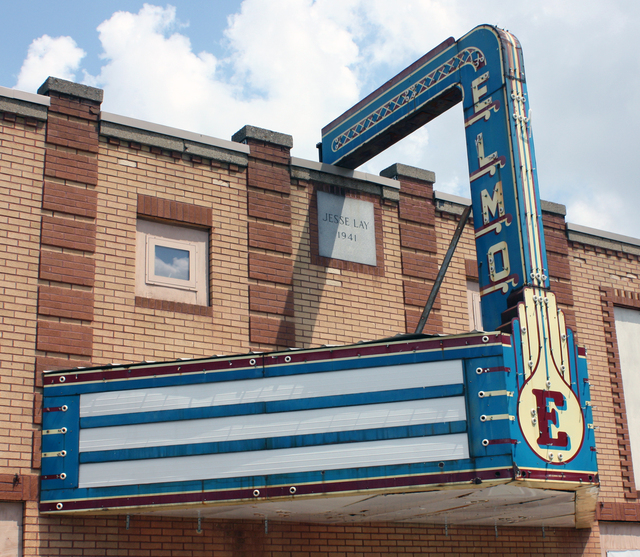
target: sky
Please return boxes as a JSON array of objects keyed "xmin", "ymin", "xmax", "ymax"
[{"xmin": 2, "ymin": 1, "xmax": 639, "ymax": 238}]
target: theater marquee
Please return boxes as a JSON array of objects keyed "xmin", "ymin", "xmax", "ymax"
[{"xmin": 41, "ymin": 25, "xmax": 599, "ymax": 527}]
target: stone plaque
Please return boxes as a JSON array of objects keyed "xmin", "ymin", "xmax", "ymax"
[{"xmin": 317, "ymin": 191, "xmax": 376, "ymax": 266}]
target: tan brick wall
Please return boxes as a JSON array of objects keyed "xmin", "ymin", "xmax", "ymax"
[
  {"xmin": 285, "ymin": 183, "xmax": 405, "ymax": 348},
  {"xmin": 20, "ymin": 510, "xmax": 601, "ymax": 556},
  {"xmin": 92, "ymin": 139, "xmax": 251, "ymax": 364},
  {"xmin": 0, "ymin": 114, "xmax": 44, "ymax": 479},
  {"xmin": 568, "ymin": 243, "xmax": 640, "ymax": 502},
  {"xmin": 5, "ymin": 96, "xmax": 638, "ymax": 556},
  {"xmin": 433, "ymin": 210, "xmax": 478, "ymax": 335}
]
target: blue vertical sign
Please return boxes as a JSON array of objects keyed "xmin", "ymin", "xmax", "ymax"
[{"xmin": 321, "ymin": 25, "xmax": 549, "ymax": 331}]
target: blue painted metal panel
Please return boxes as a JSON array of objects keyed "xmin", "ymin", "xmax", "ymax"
[
  {"xmin": 464, "ymin": 356, "xmax": 516, "ymax": 458},
  {"xmin": 43, "ymin": 333, "xmax": 505, "ymax": 396},
  {"xmin": 40, "ymin": 332, "xmax": 597, "ymax": 515},
  {"xmin": 39, "ymin": 335, "xmax": 485, "ymax": 510},
  {"xmin": 41, "ymin": 453, "xmax": 515, "ymax": 513},
  {"xmin": 41, "ymin": 396, "xmax": 80, "ymax": 491},
  {"xmin": 320, "ymin": 25, "xmax": 548, "ymax": 332},
  {"xmin": 317, "ymin": 24, "xmax": 597, "ymax": 515}
]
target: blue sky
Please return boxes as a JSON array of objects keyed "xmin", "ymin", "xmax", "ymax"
[{"xmin": 3, "ymin": 1, "xmax": 639, "ymax": 239}]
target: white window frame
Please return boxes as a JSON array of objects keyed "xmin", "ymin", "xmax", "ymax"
[
  {"xmin": 145, "ymin": 235, "xmax": 198, "ymax": 291},
  {"xmin": 136, "ymin": 219, "xmax": 209, "ymax": 306}
]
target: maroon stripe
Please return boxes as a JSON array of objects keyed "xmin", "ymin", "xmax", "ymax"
[
  {"xmin": 487, "ymin": 439, "xmax": 518, "ymax": 445},
  {"xmin": 517, "ymin": 469, "xmax": 598, "ymax": 483},
  {"xmin": 479, "ymin": 366, "xmax": 511, "ymax": 374},
  {"xmin": 40, "ymin": 468, "xmax": 514, "ymax": 513},
  {"xmin": 44, "ymin": 355, "xmax": 263, "ymax": 386},
  {"xmin": 44, "ymin": 333, "xmax": 509, "ymax": 386}
]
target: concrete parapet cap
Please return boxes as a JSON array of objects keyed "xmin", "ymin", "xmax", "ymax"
[
  {"xmin": 232, "ymin": 125, "xmax": 293, "ymax": 148},
  {"xmin": 37, "ymin": 77, "xmax": 104, "ymax": 103},
  {"xmin": 541, "ymin": 200, "xmax": 566, "ymax": 216},
  {"xmin": 100, "ymin": 112, "xmax": 249, "ymax": 165},
  {"xmin": 435, "ymin": 191, "xmax": 568, "ymax": 219},
  {"xmin": 434, "ymin": 191, "xmax": 640, "ymax": 251},
  {"xmin": 0, "ymin": 86, "xmax": 50, "ymax": 120},
  {"xmin": 0, "ymin": 86, "xmax": 50, "ymax": 107},
  {"xmin": 291, "ymin": 157, "xmax": 399, "ymax": 190},
  {"xmin": 567, "ymin": 223, "xmax": 640, "ymax": 252},
  {"xmin": 434, "ymin": 190, "xmax": 471, "ymax": 206},
  {"xmin": 380, "ymin": 163, "xmax": 436, "ymax": 184},
  {"xmin": 434, "ymin": 190, "xmax": 472, "ymax": 217}
]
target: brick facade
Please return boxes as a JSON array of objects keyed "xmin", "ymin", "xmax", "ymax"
[{"xmin": 2, "ymin": 78, "xmax": 640, "ymax": 555}]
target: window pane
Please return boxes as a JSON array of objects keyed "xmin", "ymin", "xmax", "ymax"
[{"xmin": 154, "ymin": 245, "xmax": 190, "ymax": 281}]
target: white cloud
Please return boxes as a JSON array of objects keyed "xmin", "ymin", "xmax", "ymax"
[
  {"xmin": 15, "ymin": 35, "xmax": 85, "ymax": 92},
  {"xmin": 85, "ymin": 1, "xmax": 363, "ymax": 155},
  {"xmin": 223, "ymin": 0, "xmax": 362, "ymax": 144},
  {"xmin": 85, "ymin": 4, "xmax": 230, "ymax": 132},
  {"xmin": 352, "ymin": 0, "xmax": 460, "ymax": 69},
  {"xmin": 566, "ymin": 189, "xmax": 627, "ymax": 238},
  {"xmin": 155, "ymin": 252, "xmax": 190, "ymax": 280},
  {"xmin": 12, "ymin": 1, "xmax": 640, "ymax": 238}
]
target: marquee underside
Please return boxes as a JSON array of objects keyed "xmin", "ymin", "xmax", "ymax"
[{"xmin": 102, "ymin": 483, "xmax": 598, "ymax": 529}]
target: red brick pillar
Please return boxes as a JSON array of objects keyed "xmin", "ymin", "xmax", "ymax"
[
  {"xmin": 381, "ymin": 163, "xmax": 441, "ymax": 334},
  {"xmin": 232, "ymin": 126, "xmax": 295, "ymax": 349},
  {"xmin": 35, "ymin": 78, "xmax": 102, "ymax": 378},
  {"xmin": 542, "ymin": 201, "xmax": 577, "ymax": 332}
]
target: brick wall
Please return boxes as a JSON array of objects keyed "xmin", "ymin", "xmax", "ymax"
[
  {"xmin": 0, "ymin": 105, "xmax": 45, "ymax": 503},
  {"xmin": 36, "ymin": 79, "xmax": 101, "ymax": 375},
  {"xmin": 289, "ymin": 176, "xmax": 404, "ymax": 348},
  {"xmin": 236, "ymin": 126, "xmax": 296, "ymax": 349},
  {"xmin": 23, "ymin": 512, "xmax": 601, "ymax": 556},
  {"xmin": 568, "ymin": 241, "xmax": 640, "ymax": 503},
  {"xmin": 91, "ymin": 136, "xmax": 251, "ymax": 363},
  {"xmin": 4, "ymin": 80, "xmax": 640, "ymax": 556},
  {"xmin": 381, "ymin": 164, "xmax": 442, "ymax": 335},
  {"xmin": 544, "ymin": 208, "xmax": 577, "ymax": 332}
]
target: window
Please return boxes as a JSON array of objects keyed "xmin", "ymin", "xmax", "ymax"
[
  {"xmin": 136, "ymin": 220, "xmax": 208, "ymax": 306},
  {"xmin": 146, "ymin": 237, "xmax": 197, "ymax": 290},
  {"xmin": 614, "ymin": 306, "xmax": 640, "ymax": 483}
]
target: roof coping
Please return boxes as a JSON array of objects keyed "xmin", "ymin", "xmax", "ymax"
[
  {"xmin": 0, "ymin": 86, "xmax": 50, "ymax": 120},
  {"xmin": 380, "ymin": 163, "xmax": 436, "ymax": 184},
  {"xmin": 37, "ymin": 77, "xmax": 103, "ymax": 103},
  {"xmin": 291, "ymin": 157, "xmax": 399, "ymax": 189},
  {"xmin": 101, "ymin": 112, "xmax": 250, "ymax": 155},
  {"xmin": 0, "ymin": 86, "xmax": 50, "ymax": 106},
  {"xmin": 541, "ymin": 200, "xmax": 567, "ymax": 216},
  {"xmin": 232, "ymin": 125, "xmax": 293, "ymax": 148},
  {"xmin": 567, "ymin": 223, "xmax": 640, "ymax": 250}
]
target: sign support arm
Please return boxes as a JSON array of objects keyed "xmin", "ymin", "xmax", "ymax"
[{"xmin": 415, "ymin": 204, "xmax": 472, "ymax": 334}]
